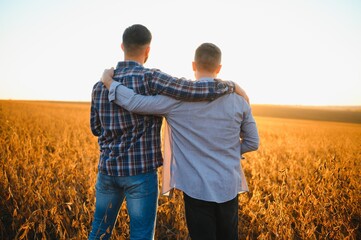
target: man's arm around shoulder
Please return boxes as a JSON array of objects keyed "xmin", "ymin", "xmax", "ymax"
[{"xmin": 102, "ymin": 68, "xmax": 249, "ymax": 103}]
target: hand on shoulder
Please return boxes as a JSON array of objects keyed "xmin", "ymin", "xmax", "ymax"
[{"xmin": 101, "ymin": 67, "xmax": 115, "ymax": 90}]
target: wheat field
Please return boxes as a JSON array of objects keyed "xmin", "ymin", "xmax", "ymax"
[{"xmin": 0, "ymin": 100, "xmax": 360, "ymax": 239}]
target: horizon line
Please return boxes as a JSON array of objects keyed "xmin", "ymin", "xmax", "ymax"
[{"xmin": 1, "ymin": 98, "xmax": 360, "ymax": 108}]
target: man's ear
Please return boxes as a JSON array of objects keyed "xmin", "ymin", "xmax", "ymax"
[
  {"xmin": 216, "ymin": 64, "xmax": 222, "ymax": 74},
  {"xmin": 145, "ymin": 45, "xmax": 150, "ymax": 55},
  {"xmin": 192, "ymin": 61, "xmax": 197, "ymax": 71},
  {"xmin": 121, "ymin": 43, "xmax": 125, "ymax": 52}
]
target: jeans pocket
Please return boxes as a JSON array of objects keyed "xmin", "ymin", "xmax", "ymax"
[{"xmin": 127, "ymin": 171, "xmax": 158, "ymax": 199}]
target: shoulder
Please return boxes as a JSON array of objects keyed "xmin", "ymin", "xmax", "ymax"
[
  {"xmin": 146, "ymin": 67, "xmax": 171, "ymax": 78},
  {"xmin": 229, "ymin": 93, "xmax": 251, "ymax": 111},
  {"xmin": 91, "ymin": 82, "xmax": 107, "ymax": 99},
  {"xmin": 92, "ymin": 81, "xmax": 103, "ymax": 90}
]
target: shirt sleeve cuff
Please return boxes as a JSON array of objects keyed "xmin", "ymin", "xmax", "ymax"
[{"xmin": 108, "ymin": 81, "xmax": 121, "ymax": 102}]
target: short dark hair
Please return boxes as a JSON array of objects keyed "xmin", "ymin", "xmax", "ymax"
[
  {"xmin": 194, "ymin": 43, "xmax": 222, "ymax": 72},
  {"xmin": 122, "ymin": 24, "xmax": 152, "ymax": 55}
]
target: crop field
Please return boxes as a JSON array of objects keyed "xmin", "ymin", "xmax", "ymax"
[{"xmin": 0, "ymin": 100, "xmax": 360, "ymax": 239}]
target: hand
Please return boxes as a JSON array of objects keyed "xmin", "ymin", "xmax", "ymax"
[
  {"xmin": 235, "ymin": 84, "xmax": 250, "ymax": 104},
  {"xmin": 101, "ymin": 67, "xmax": 115, "ymax": 90}
]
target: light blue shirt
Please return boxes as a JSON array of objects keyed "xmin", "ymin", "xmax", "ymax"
[{"xmin": 108, "ymin": 78, "xmax": 259, "ymax": 203}]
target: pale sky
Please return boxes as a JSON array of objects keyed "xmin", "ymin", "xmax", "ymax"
[{"xmin": 1, "ymin": 0, "xmax": 360, "ymax": 105}]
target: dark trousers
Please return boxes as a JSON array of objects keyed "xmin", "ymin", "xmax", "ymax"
[{"xmin": 183, "ymin": 192, "xmax": 239, "ymax": 240}]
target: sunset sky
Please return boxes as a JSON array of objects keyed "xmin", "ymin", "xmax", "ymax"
[{"xmin": 1, "ymin": 0, "xmax": 360, "ymax": 106}]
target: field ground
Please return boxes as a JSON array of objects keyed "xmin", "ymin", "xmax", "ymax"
[{"xmin": 0, "ymin": 100, "xmax": 360, "ymax": 239}]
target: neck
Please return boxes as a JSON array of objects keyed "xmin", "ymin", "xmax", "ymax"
[
  {"xmin": 124, "ymin": 55, "xmax": 145, "ymax": 65},
  {"xmin": 195, "ymin": 71, "xmax": 217, "ymax": 80}
]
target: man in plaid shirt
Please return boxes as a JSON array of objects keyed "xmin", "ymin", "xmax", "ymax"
[{"xmin": 89, "ymin": 24, "xmax": 246, "ymax": 240}]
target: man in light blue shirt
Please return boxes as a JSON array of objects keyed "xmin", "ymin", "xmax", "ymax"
[{"xmin": 102, "ymin": 43, "xmax": 259, "ymax": 240}]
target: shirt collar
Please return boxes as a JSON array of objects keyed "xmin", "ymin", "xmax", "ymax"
[
  {"xmin": 116, "ymin": 61, "xmax": 142, "ymax": 69},
  {"xmin": 198, "ymin": 77, "xmax": 215, "ymax": 82}
]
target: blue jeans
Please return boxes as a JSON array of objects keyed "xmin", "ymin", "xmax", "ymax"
[{"xmin": 88, "ymin": 171, "xmax": 158, "ymax": 240}]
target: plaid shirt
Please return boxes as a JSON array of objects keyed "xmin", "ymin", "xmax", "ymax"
[{"xmin": 91, "ymin": 61, "xmax": 235, "ymax": 176}]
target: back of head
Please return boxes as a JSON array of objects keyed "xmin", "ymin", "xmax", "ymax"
[
  {"xmin": 194, "ymin": 43, "xmax": 222, "ymax": 72},
  {"xmin": 122, "ymin": 24, "xmax": 152, "ymax": 56}
]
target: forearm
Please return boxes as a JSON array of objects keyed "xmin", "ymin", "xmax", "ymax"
[
  {"xmin": 109, "ymin": 81, "xmax": 177, "ymax": 115},
  {"xmin": 149, "ymin": 71, "xmax": 235, "ymax": 101}
]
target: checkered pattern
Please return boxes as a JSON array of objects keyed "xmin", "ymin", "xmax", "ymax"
[{"xmin": 91, "ymin": 61, "xmax": 234, "ymax": 176}]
